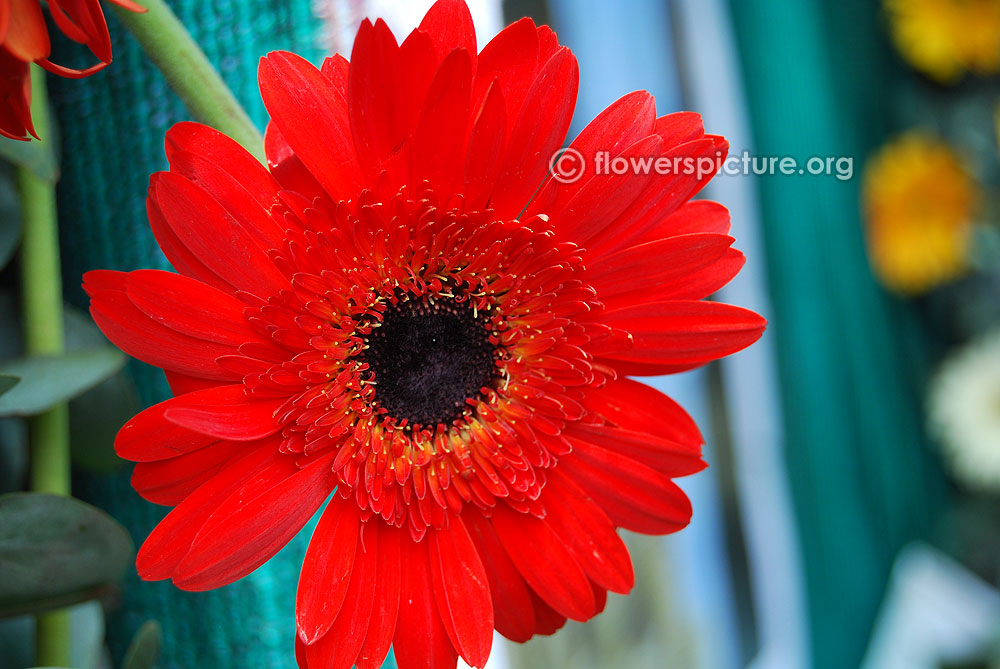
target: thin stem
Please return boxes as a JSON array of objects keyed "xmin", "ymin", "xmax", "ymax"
[
  {"xmin": 33, "ymin": 600, "xmax": 71, "ymax": 668},
  {"xmin": 19, "ymin": 65, "xmax": 71, "ymax": 669},
  {"xmin": 21, "ymin": 66, "xmax": 67, "ymax": 492},
  {"xmin": 112, "ymin": 0, "xmax": 265, "ymax": 161}
]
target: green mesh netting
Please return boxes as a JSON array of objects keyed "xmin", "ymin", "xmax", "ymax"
[{"xmin": 49, "ymin": 2, "xmax": 395, "ymax": 667}]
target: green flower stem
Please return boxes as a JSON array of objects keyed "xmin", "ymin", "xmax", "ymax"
[
  {"xmin": 19, "ymin": 66, "xmax": 71, "ymax": 668},
  {"xmin": 112, "ymin": 0, "xmax": 265, "ymax": 161},
  {"xmin": 21, "ymin": 161, "xmax": 68, "ymax": 495}
]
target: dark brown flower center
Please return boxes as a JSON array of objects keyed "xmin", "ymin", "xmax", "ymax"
[{"xmin": 359, "ymin": 294, "xmax": 499, "ymax": 427}]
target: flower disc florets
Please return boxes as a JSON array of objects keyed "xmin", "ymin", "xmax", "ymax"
[{"xmin": 244, "ymin": 187, "xmax": 609, "ymax": 540}]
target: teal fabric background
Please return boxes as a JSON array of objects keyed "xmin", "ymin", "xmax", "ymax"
[
  {"xmin": 45, "ymin": 2, "xmax": 402, "ymax": 667},
  {"xmin": 727, "ymin": 1, "xmax": 950, "ymax": 668}
]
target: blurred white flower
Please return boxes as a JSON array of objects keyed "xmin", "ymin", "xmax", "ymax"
[{"xmin": 929, "ymin": 329, "xmax": 1000, "ymax": 492}]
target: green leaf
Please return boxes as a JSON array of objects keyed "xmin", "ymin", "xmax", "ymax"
[
  {"xmin": 0, "ymin": 583, "xmax": 119, "ymax": 620},
  {"xmin": 0, "ymin": 376, "xmax": 17, "ymax": 398},
  {"xmin": 62, "ymin": 304, "xmax": 139, "ymax": 473},
  {"xmin": 0, "ymin": 297, "xmax": 113, "ymax": 359},
  {"xmin": 63, "ymin": 305, "xmax": 110, "ymax": 352},
  {"xmin": 122, "ymin": 621, "xmax": 162, "ymax": 669},
  {"xmin": 0, "ymin": 300, "xmax": 135, "ymax": 470},
  {"xmin": 0, "ymin": 136, "xmax": 59, "ymax": 183},
  {"xmin": 0, "ymin": 492, "xmax": 133, "ymax": 618},
  {"xmin": 0, "ymin": 110, "xmax": 59, "ymax": 183},
  {"xmin": 0, "ymin": 349, "xmax": 125, "ymax": 417},
  {"xmin": 69, "ymin": 372, "xmax": 138, "ymax": 474}
]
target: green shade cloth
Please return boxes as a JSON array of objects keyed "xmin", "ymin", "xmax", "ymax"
[
  {"xmin": 48, "ymin": 2, "xmax": 394, "ymax": 667},
  {"xmin": 727, "ymin": 1, "xmax": 949, "ymax": 667}
]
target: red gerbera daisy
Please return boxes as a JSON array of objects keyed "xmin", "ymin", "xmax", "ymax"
[
  {"xmin": 84, "ymin": 2, "xmax": 765, "ymax": 667},
  {"xmin": 0, "ymin": 0, "xmax": 144, "ymax": 140}
]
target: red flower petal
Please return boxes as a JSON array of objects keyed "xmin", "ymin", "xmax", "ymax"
[
  {"xmin": 547, "ymin": 134, "xmax": 664, "ymax": 243},
  {"xmin": 165, "ymin": 122, "xmax": 288, "ymax": 251},
  {"xmin": 36, "ymin": 57, "xmax": 108, "ymax": 79},
  {"xmin": 463, "ymin": 511, "xmax": 536, "ymax": 642},
  {"xmin": 490, "ymin": 503, "xmax": 596, "ymax": 621},
  {"xmin": 136, "ymin": 443, "xmax": 282, "ymax": 581},
  {"xmin": 526, "ymin": 90, "xmax": 657, "ymax": 219},
  {"xmin": 109, "ymin": 0, "xmax": 145, "ymax": 12},
  {"xmin": 149, "ymin": 172, "xmax": 288, "ymax": 298},
  {"xmin": 144, "ymin": 197, "xmax": 232, "ymax": 294},
  {"xmin": 356, "ymin": 522, "xmax": 402, "ymax": 669},
  {"xmin": 567, "ymin": 422, "xmax": 705, "ymax": 478},
  {"xmin": 583, "ymin": 377, "xmax": 702, "ymax": 447},
  {"xmin": 172, "ymin": 450, "xmax": 335, "ymax": 590},
  {"xmin": 297, "ymin": 497, "xmax": 361, "ymax": 644},
  {"xmin": 463, "ymin": 80, "xmax": 506, "ymax": 210},
  {"xmin": 115, "ymin": 393, "xmax": 221, "ymax": 462},
  {"xmin": 393, "ymin": 538, "xmax": 458, "ymax": 669},
  {"xmin": 164, "ymin": 370, "xmax": 224, "ymax": 396},
  {"xmin": 0, "ymin": 1, "xmax": 10, "ymax": 42},
  {"xmin": 320, "ymin": 53, "xmax": 349, "ymax": 92},
  {"xmin": 5, "ymin": 0, "xmax": 51, "ymax": 61},
  {"xmin": 160, "ymin": 384, "xmax": 285, "ymax": 441},
  {"xmin": 586, "ymin": 233, "xmax": 735, "ymax": 305},
  {"xmin": 263, "ymin": 122, "xmax": 325, "ymax": 199},
  {"xmin": 472, "ymin": 17, "xmax": 538, "ymax": 138},
  {"xmin": 489, "ymin": 47, "xmax": 578, "ymax": 219},
  {"xmin": 585, "ymin": 199, "xmax": 737, "ymax": 275},
  {"xmin": 581, "ymin": 138, "xmax": 728, "ymax": 259},
  {"xmin": 558, "ymin": 439, "xmax": 693, "ymax": 534},
  {"xmin": 36, "ymin": 0, "xmax": 142, "ymax": 79},
  {"xmin": 628, "ymin": 198, "xmax": 734, "ymax": 245},
  {"xmin": 259, "ymin": 51, "xmax": 363, "ymax": 203},
  {"xmin": 48, "ymin": 0, "xmax": 112, "ymax": 62},
  {"xmin": 429, "ymin": 517, "xmax": 494, "ymax": 667},
  {"xmin": 654, "ymin": 111, "xmax": 706, "ymax": 148},
  {"xmin": 418, "ymin": 0, "xmax": 477, "ymax": 66},
  {"xmin": 410, "ymin": 48, "xmax": 473, "ymax": 199},
  {"xmin": 542, "ymin": 469, "xmax": 634, "ymax": 594},
  {"xmin": 349, "ymin": 19, "xmax": 407, "ymax": 183},
  {"xmin": 130, "ymin": 440, "xmax": 243, "ymax": 506},
  {"xmin": 535, "ymin": 25, "xmax": 560, "ymax": 64},
  {"xmin": 302, "ymin": 519, "xmax": 378, "ymax": 669},
  {"xmin": 295, "ymin": 635, "xmax": 308, "ymax": 668},
  {"xmin": 0, "ymin": 51, "xmax": 34, "ymax": 140},
  {"xmin": 527, "ymin": 588, "xmax": 568, "ymax": 636},
  {"xmin": 636, "ymin": 249, "xmax": 745, "ymax": 303},
  {"xmin": 45, "ymin": 0, "xmax": 91, "ymax": 44},
  {"xmin": 596, "ymin": 300, "xmax": 766, "ymax": 374},
  {"xmin": 125, "ymin": 269, "xmax": 257, "ymax": 346},
  {"xmin": 395, "ymin": 30, "xmax": 438, "ymax": 138},
  {"xmin": 84, "ymin": 270, "xmax": 244, "ymax": 381},
  {"xmin": 591, "ymin": 581, "xmax": 609, "ymax": 616}
]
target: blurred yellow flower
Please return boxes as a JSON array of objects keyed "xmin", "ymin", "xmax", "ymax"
[
  {"xmin": 862, "ymin": 133, "xmax": 976, "ymax": 294},
  {"xmin": 885, "ymin": 0, "xmax": 1000, "ymax": 82}
]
